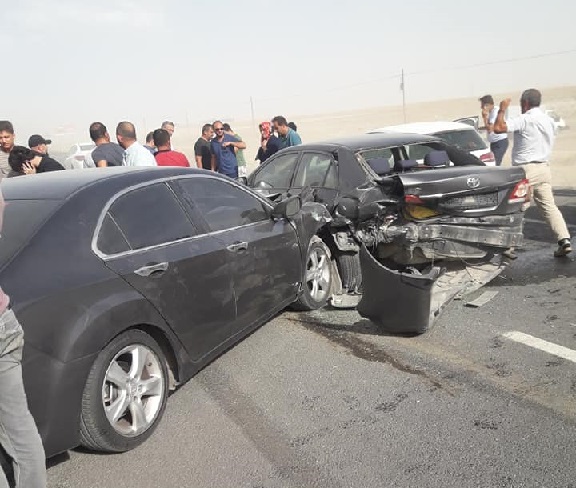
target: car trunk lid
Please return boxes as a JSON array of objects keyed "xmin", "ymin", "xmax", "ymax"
[{"xmin": 390, "ymin": 166, "xmax": 526, "ymax": 215}]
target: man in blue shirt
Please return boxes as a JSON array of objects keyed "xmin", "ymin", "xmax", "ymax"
[
  {"xmin": 272, "ymin": 116, "xmax": 302, "ymax": 149},
  {"xmin": 210, "ymin": 120, "xmax": 246, "ymax": 178}
]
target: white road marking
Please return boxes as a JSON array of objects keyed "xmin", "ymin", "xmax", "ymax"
[{"xmin": 503, "ymin": 331, "xmax": 576, "ymax": 364}]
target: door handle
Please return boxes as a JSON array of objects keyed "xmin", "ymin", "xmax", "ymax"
[
  {"xmin": 226, "ymin": 241, "xmax": 248, "ymax": 252},
  {"xmin": 133, "ymin": 262, "xmax": 169, "ymax": 277}
]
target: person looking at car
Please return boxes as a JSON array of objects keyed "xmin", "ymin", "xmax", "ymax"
[
  {"xmin": 210, "ymin": 120, "xmax": 246, "ymax": 179},
  {"xmin": 144, "ymin": 131, "xmax": 156, "ymax": 155},
  {"xmin": 479, "ymin": 94, "xmax": 509, "ymax": 166},
  {"xmin": 194, "ymin": 124, "xmax": 214, "ymax": 170},
  {"xmin": 116, "ymin": 122, "xmax": 156, "ymax": 167},
  {"xmin": 8, "ymin": 146, "xmax": 65, "ymax": 176},
  {"xmin": 27, "ymin": 134, "xmax": 52, "ymax": 156},
  {"xmin": 272, "ymin": 116, "xmax": 302, "ymax": 149},
  {"xmin": 161, "ymin": 121, "xmax": 176, "ymax": 151},
  {"xmin": 0, "ymin": 188, "xmax": 47, "ymax": 488},
  {"xmin": 493, "ymin": 89, "xmax": 571, "ymax": 258},
  {"xmin": 88, "ymin": 122, "xmax": 125, "ymax": 168},
  {"xmin": 153, "ymin": 129, "xmax": 190, "ymax": 167},
  {"xmin": 0, "ymin": 121, "xmax": 16, "ymax": 180},
  {"xmin": 255, "ymin": 121, "xmax": 280, "ymax": 164},
  {"xmin": 223, "ymin": 123, "xmax": 248, "ymax": 183}
]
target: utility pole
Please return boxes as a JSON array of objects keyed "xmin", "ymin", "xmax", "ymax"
[
  {"xmin": 250, "ymin": 96, "xmax": 256, "ymax": 133},
  {"xmin": 400, "ymin": 69, "xmax": 407, "ymax": 123}
]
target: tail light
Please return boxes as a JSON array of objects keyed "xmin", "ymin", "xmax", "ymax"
[
  {"xmin": 480, "ymin": 152, "xmax": 495, "ymax": 164},
  {"xmin": 405, "ymin": 194, "xmax": 424, "ymax": 204},
  {"xmin": 508, "ymin": 178, "xmax": 530, "ymax": 203},
  {"xmin": 74, "ymin": 155, "xmax": 86, "ymax": 161}
]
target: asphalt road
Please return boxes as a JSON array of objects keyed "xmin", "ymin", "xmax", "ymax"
[{"xmin": 47, "ymin": 190, "xmax": 576, "ymax": 488}]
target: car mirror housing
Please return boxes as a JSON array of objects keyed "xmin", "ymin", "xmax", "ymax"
[{"xmin": 271, "ymin": 195, "xmax": 302, "ymax": 219}]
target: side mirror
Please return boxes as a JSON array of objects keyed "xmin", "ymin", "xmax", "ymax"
[{"xmin": 271, "ymin": 195, "xmax": 302, "ymax": 219}]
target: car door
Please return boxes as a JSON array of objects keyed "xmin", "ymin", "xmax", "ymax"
[
  {"xmin": 96, "ymin": 181, "xmax": 237, "ymax": 362},
  {"xmin": 248, "ymin": 151, "xmax": 301, "ymax": 194},
  {"xmin": 290, "ymin": 151, "xmax": 339, "ymax": 211},
  {"xmin": 173, "ymin": 175, "xmax": 301, "ymax": 331}
]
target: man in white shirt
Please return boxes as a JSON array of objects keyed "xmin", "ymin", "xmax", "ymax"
[
  {"xmin": 479, "ymin": 94, "xmax": 509, "ymax": 166},
  {"xmin": 116, "ymin": 121, "xmax": 157, "ymax": 167},
  {"xmin": 494, "ymin": 89, "xmax": 571, "ymax": 258}
]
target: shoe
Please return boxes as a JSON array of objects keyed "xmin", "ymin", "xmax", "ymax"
[
  {"xmin": 503, "ymin": 248, "xmax": 517, "ymax": 260},
  {"xmin": 554, "ymin": 239, "xmax": 572, "ymax": 258}
]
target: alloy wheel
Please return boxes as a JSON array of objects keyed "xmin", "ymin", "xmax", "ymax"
[
  {"xmin": 102, "ymin": 344, "xmax": 165, "ymax": 437},
  {"xmin": 305, "ymin": 246, "xmax": 331, "ymax": 302}
]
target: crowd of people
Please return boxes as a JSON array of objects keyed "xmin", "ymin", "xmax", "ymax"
[{"xmin": 0, "ymin": 115, "xmax": 302, "ymax": 184}]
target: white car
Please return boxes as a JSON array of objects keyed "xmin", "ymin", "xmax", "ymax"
[
  {"xmin": 63, "ymin": 143, "xmax": 96, "ymax": 169},
  {"xmin": 369, "ymin": 121, "xmax": 496, "ymax": 166},
  {"xmin": 545, "ymin": 110, "xmax": 568, "ymax": 133}
]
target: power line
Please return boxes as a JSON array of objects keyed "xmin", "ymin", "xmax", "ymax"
[
  {"xmin": 406, "ymin": 48, "xmax": 576, "ymax": 77},
  {"xmin": 256, "ymin": 48, "xmax": 576, "ymax": 103}
]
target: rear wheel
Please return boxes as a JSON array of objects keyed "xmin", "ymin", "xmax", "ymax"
[
  {"xmin": 293, "ymin": 239, "xmax": 333, "ymax": 311},
  {"xmin": 80, "ymin": 329, "xmax": 169, "ymax": 452}
]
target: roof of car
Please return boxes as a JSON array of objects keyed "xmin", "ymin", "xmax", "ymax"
[
  {"xmin": 1, "ymin": 167, "xmax": 209, "ymax": 200},
  {"xmin": 369, "ymin": 121, "xmax": 476, "ymax": 135},
  {"xmin": 288, "ymin": 132, "xmax": 441, "ymax": 153}
]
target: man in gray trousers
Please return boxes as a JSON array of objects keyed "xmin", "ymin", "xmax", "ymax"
[{"xmin": 0, "ymin": 188, "xmax": 46, "ymax": 487}]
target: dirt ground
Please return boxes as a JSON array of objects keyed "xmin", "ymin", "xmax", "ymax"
[{"xmin": 172, "ymin": 85, "xmax": 576, "ymax": 189}]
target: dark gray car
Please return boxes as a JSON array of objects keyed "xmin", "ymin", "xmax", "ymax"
[{"xmin": 0, "ymin": 167, "xmax": 327, "ymax": 458}]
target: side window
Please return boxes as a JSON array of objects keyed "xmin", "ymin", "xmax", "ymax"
[
  {"xmin": 293, "ymin": 153, "xmax": 338, "ymax": 188},
  {"xmin": 252, "ymin": 152, "xmax": 300, "ymax": 189},
  {"xmin": 177, "ymin": 178, "xmax": 269, "ymax": 232},
  {"xmin": 97, "ymin": 213, "xmax": 130, "ymax": 255},
  {"xmin": 109, "ymin": 183, "xmax": 195, "ymax": 250}
]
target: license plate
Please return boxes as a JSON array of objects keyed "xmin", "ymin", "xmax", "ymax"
[{"xmin": 443, "ymin": 192, "xmax": 498, "ymax": 209}]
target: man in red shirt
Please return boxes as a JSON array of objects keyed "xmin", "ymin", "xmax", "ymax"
[{"xmin": 153, "ymin": 129, "xmax": 190, "ymax": 167}]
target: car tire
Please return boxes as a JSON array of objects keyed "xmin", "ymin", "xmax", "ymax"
[
  {"xmin": 335, "ymin": 251, "xmax": 362, "ymax": 293},
  {"xmin": 79, "ymin": 329, "xmax": 169, "ymax": 453},
  {"xmin": 292, "ymin": 239, "xmax": 333, "ymax": 311}
]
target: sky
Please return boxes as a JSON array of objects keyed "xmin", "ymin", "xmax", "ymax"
[{"xmin": 2, "ymin": 0, "xmax": 576, "ymax": 140}]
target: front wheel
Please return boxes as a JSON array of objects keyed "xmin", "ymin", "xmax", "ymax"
[
  {"xmin": 293, "ymin": 239, "xmax": 333, "ymax": 311},
  {"xmin": 79, "ymin": 329, "xmax": 169, "ymax": 452}
]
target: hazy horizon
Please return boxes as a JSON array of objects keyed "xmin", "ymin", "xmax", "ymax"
[{"xmin": 3, "ymin": 0, "xmax": 576, "ymax": 142}]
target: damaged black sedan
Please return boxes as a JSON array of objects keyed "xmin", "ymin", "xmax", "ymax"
[
  {"xmin": 0, "ymin": 167, "xmax": 329, "ymax": 459},
  {"xmin": 248, "ymin": 133, "xmax": 529, "ymax": 333}
]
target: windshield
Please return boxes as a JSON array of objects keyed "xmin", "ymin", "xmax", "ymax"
[
  {"xmin": 0, "ymin": 200, "xmax": 62, "ymax": 267},
  {"xmin": 433, "ymin": 129, "xmax": 486, "ymax": 152}
]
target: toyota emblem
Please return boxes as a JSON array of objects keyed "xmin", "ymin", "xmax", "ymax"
[{"xmin": 466, "ymin": 177, "xmax": 480, "ymax": 189}]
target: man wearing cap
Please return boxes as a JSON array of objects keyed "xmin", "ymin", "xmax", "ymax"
[{"xmin": 28, "ymin": 134, "xmax": 52, "ymax": 156}]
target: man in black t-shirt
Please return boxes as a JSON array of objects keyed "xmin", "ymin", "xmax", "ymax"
[
  {"xmin": 194, "ymin": 123, "xmax": 214, "ymax": 170},
  {"xmin": 88, "ymin": 122, "xmax": 125, "ymax": 167},
  {"xmin": 8, "ymin": 146, "xmax": 65, "ymax": 176}
]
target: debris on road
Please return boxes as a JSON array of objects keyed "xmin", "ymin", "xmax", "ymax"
[{"xmin": 465, "ymin": 290, "xmax": 500, "ymax": 308}]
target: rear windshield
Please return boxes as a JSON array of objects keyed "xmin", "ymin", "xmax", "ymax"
[
  {"xmin": 433, "ymin": 130, "xmax": 486, "ymax": 151},
  {"xmin": 0, "ymin": 200, "xmax": 62, "ymax": 267},
  {"xmin": 80, "ymin": 144, "xmax": 96, "ymax": 151}
]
